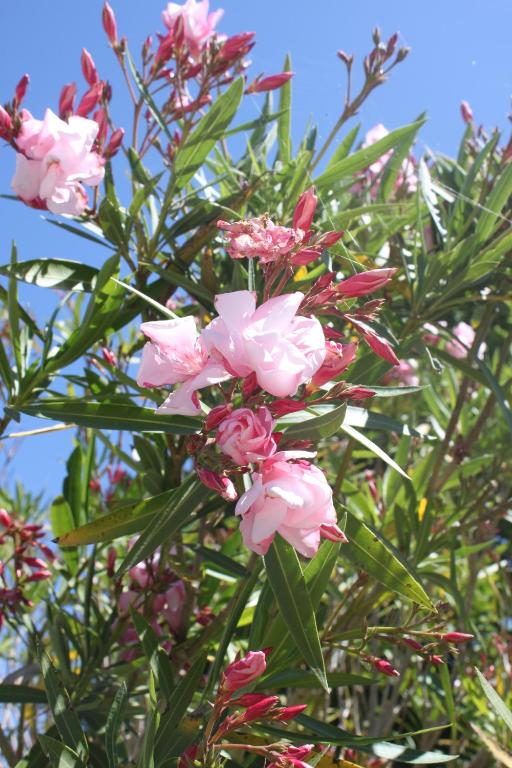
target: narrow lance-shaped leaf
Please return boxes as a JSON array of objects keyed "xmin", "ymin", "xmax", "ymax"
[{"xmin": 264, "ymin": 535, "xmax": 328, "ymax": 690}]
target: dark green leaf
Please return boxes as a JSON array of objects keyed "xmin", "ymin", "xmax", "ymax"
[
  {"xmin": 0, "ymin": 259, "xmax": 98, "ymax": 292},
  {"xmin": 105, "ymin": 682, "xmax": 127, "ymax": 768}
]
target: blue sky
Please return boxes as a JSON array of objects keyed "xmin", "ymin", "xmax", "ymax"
[{"xmin": 0, "ymin": 0, "xmax": 510, "ymax": 501}]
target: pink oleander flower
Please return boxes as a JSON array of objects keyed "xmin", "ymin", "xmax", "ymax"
[
  {"xmin": 217, "ymin": 216, "xmax": 303, "ymax": 263},
  {"xmin": 356, "ymin": 123, "xmax": 417, "ymax": 196},
  {"xmin": 162, "ymin": 580, "xmax": 186, "ymax": 634},
  {"xmin": 137, "ymin": 316, "xmax": 208, "ymax": 387},
  {"xmin": 222, "ymin": 650, "xmax": 268, "ymax": 692},
  {"xmin": 216, "ymin": 406, "xmax": 277, "ymax": 465},
  {"xmin": 11, "ymin": 108, "xmax": 104, "ymax": 215},
  {"xmin": 202, "ymin": 291, "xmax": 326, "ymax": 398},
  {"xmin": 382, "ymin": 359, "xmax": 419, "ymax": 387},
  {"xmin": 236, "ymin": 452, "xmax": 343, "ymax": 557},
  {"xmin": 310, "ymin": 341, "xmax": 357, "ymax": 388},
  {"xmin": 446, "ymin": 321, "xmax": 475, "ymax": 359},
  {"xmin": 162, "ymin": 0, "xmax": 223, "ymax": 58}
]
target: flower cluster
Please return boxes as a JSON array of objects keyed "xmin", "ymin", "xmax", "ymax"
[
  {"xmin": 183, "ymin": 649, "xmax": 313, "ymax": 765},
  {"xmin": 109, "ymin": 548, "xmax": 186, "ymax": 660},
  {"xmin": 0, "ymin": 508, "xmax": 54, "ymax": 630},
  {"xmin": 137, "ymin": 190, "xmax": 400, "ymax": 557}
]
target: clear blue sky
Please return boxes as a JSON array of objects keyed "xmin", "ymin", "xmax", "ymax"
[{"xmin": 0, "ymin": 0, "xmax": 510, "ymax": 501}]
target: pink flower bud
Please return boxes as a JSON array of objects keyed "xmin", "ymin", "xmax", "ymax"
[
  {"xmin": 197, "ymin": 466, "xmax": 237, "ymax": 502},
  {"xmin": 81, "ymin": 48, "xmax": 99, "ymax": 85},
  {"xmin": 26, "ymin": 570, "xmax": 52, "ymax": 582},
  {"xmin": 310, "ymin": 341, "xmax": 357, "ymax": 388},
  {"xmin": 460, "ymin": 100, "xmax": 473, "ymax": 124},
  {"xmin": 234, "ymin": 693, "xmax": 269, "ymax": 707},
  {"xmin": 205, "ymin": 404, "xmax": 233, "ymax": 431},
  {"xmin": 223, "ymin": 650, "xmax": 268, "ymax": 693},
  {"xmin": 102, "ymin": 2, "xmax": 118, "ymax": 45},
  {"xmin": 93, "ymin": 108, "xmax": 108, "ymax": 143},
  {"xmin": 337, "ymin": 50, "xmax": 353, "ymax": 66},
  {"xmin": 268, "ymin": 399, "xmax": 306, "ymax": 417},
  {"xmin": 89, "ymin": 478, "xmax": 101, "ymax": 493},
  {"xmin": 59, "ymin": 82, "xmax": 77, "ymax": 119},
  {"xmin": 316, "ymin": 230, "xmax": 344, "ymax": 248},
  {"xmin": 347, "ymin": 316, "xmax": 399, "ymax": 366},
  {"xmin": 104, "ymin": 127, "xmax": 125, "ymax": 158},
  {"xmin": 386, "ymin": 32, "xmax": 399, "ymax": 57},
  {"xmin": 403, "ymin": 638, "xmax": 423, "ymax": 652},
  {"xmin": 101, "ymin": 347, "xmax": 117, "ymax": 367},
  {"xmin": 293, "ymin": 186, "xmax": 318, "ymax": 232},
  {"xmin": 76, "ymin": 82, "xmax": 103, "ymax": 117},
  {"xmin": 275, "ymin": 704, "xmax": 308, "ymax": 722},
  {"xmin": 341, "ymin": 386, "xmax": 376, "ymax": 400},
  {"xmin": 0, "ymin": 106, "xmax": 13, "ymax": 138},
  {"xmin": 242, "ymin": 695, "xmax": 279, "ymax": 722},
  {"xmin": 320, "ymin": 523, "xmax": 348, "ymax": 543},
  {"xmin": 372, "ymin": 657, "xmax": 400, "ymax": 677},
  {"xmin": 14, "ymin": 74, "xmax": 29, "ymax": 107},
  {"xmin": 246, "ymin": 71, "xmax": 294, "ymax": 94},
  {"xmin": 242, "ymin": 372, "xmax": 259, "ymax": 399},
  {"xmin": 430, "ymin": 654, "xmax": 444, "ymax": 666},
  {"xmin": 0, "ymin": 509, "xmax": 13, "ymax": 528},
  {"xmin": 218, "ymin": 32, "xmax": 256, "ymax": 62},
  {"xmin": 337, "ymin": 268, "xmax": 397, "ymax": 298},
  {"xmin": 441, "ymin": 632, "xmax": 474, "ymax": 644},
  {"xmin": 23, "ymin": 557, "xmax": 48, "ymax": 569}
]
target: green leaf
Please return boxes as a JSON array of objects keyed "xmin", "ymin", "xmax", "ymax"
[
  {"xmin": 174, "ymin": 78, "xmax": 244, "ymax": 187},
  {"xmin": 379, "ymin": 115, "xmax": 424, "ymax": 201},
  {"xmin": 282, "ymin": 403, "xmax": 347, "ymax": 442},
  {"xmin": 38, "ymin": 647, "xmax": 88, "ymax": 760},
  {"xmin": 277, "ymin": 53, "xmax": 292, "ymax": 163},
  {"xmin": 63, "ymin": 446, "xmax": 83, "ymax": 528},
  {"xmin": 341, "ymin": 423, "xmax": 410, "ymax": 478},
  {"xmin": 0, "ymin": 258, "xmax": 98, "ymax": 292},
  {"xmin": 314, "ymin": 118, "xmax": 426, "ymax": 191},
  {"xmin": 0, "ymin": 684, "xmax": 47, "ymax": 704},
  {"xmin": 154, "ymin": 655, "xmax": 206, "ymax": 766},
  {"xmin": 342, "ymin": 511, "xmax": 433, "ymax": 609},
  {"xmin": 475, "ymin": 357, "xmax": 512, "ymax": 435},
  {"xmin": 258, "ymin": 670, "xmax": 372, "ymax": 689},
  {"xmin": 38, "ymin": 736, "xmax": 84, "ymax": 768},
  {"xmin": 18, "ymin": 399, "xmax": 200, "ymax": 435},
  {"xmin": 105, "ymin": 682, "xmax": 127, "ymax": 768},
  {"xmin": 264, "ymin": 535, "xmax": 328, "ymax": 690},
  {"xmin": 58, "ymin": 486, "xmax": 182, "ymax": 547},
  {"xmin": 8, "ymin": 241, "xmax": 22, "ymax": 376},
  {"xmin": 475, "ymin": 668, "xmax": 512, "ymax": 733},
  {"xmin": 474, "ymin": 161, "xmax": 512, "ymax": 244},
  {"xmin": 116, "ymin": 478, "xmax": 209, "ymax": 576},
  {"xmin": 126, "ymin": 51, "xmax": 174, "ymax": 144}
]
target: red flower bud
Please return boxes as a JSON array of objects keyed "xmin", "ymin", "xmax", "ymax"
[
  {"xmin": 104, "ymin": 127, "xmax": 125, "ymax": 158},
  {"xmin": 242, "ymin": 371, "xmax": 259, "ymax": 399},
  {"xmin": 106, "ymin": 547, "xmax": 117, "ymax": 577},
  {"xmin": 460, "ymin": 100, "xmax": 473, "ymax": 124},
  {"xmin": 0, "ymin": 508, "xmax": 13, "ymax": 528},
  {"xmin": 403, "ymin": 638, "xmax": 423, "ymax": 652},
  {"xmin": 101, "ymin": 347, "xmax": 117, "ymax": 367},
  {"xmin": 317, "ymin": 230, "xmax": 344, "ymax": 247},
  {"xmin": 26, "ymin": 570, "xmax": 52, "ymax": 582},
  {"xmin": 337, "ymin": 268, "xmax": 397, "ymax": 298},
  {"xmin": 234, "ymin": 693, "xmax": 269, "ymax": 707},
  {"xmin": 178, "ymin": 745, "xmax": 198, "ymax": 768},
  {"xmin": 0, "ymin": 106, "xmax": 13, "ymax": 139},
  {"xmin": 320, "ymin": 523, "xmax": 348, "ymax": 543},
  {"xmin": 81, "ymin": 48, "xmax": 99, "ymax": 85},
  {"xmin": 372, "ymin": 657, "xmax": 400, "ymax": 677},
  {"xmin": 342, "ymin": 386, "xmax": 376, "ymax": 400},
  {"xmin": 268, "ymin": 399, "xmax": 306, "ymax": 417},
  {"xmin": 14, "ymin": 74, "xmax": 29, "ymax": 107},
  {"xmin": 429, "ymin": 654, "xmax": 444, "ymax": 666},
  {"xmin": 205, "ymin": 404, "xmax": 232, "ymax": 431},
  {"xmin": 242, "ymin": 695, "xmax": 279, "ymax": 721},
  {"xmin": 275, "ymin": 703, "xmax": 308, "ymax": 721},
  {"xmin": 441, "ymin": 632, "xmax": 474, "ymax": 644},
  {"xmin": 293, "ymin": 186, "xmax": 318, "ymax": 232},
  {"xmin": 76, "ymin": 82, "xmax": 104, "ymax": 117},
  {"xmin": 218, "ymin": 32, "xmax": 256, "ymax": 63},
  {"xmin": 246, "ymin": 72, "xmax": 294, "ymax": 94},
  {"xmin": 58, "ymin": 83, "xmax": 77, "ymax": 120},
  {"xmin": 102, "ymin": 2, "xmax": 118, "ymax": 46},
  {"xmin": 346, "ymin": 316, "xmax": 399, "ymax": 366},
  {"xmin": 197, "ymin": 466, "xmax": 237, "ymax": 502}
]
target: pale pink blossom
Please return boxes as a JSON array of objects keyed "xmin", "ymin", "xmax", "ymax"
[
  {"xmin": 11, "ymin": 108, "xmax": 104, "ymax": 215},
  {"xmin": 162, "ymin": 580, "xmax": 186, "ymax": 634},
  {"xmin": 236, "ymin": 453, "xmax": 342, "ymax": 557},
  {"xmin": 356, "ymin": 123, "xmax": 417, "ymax": 196},
  {"xmin": 382, "ymin": 359, "xmax": 419, "ymax": 387},
  {"xmin": 202, "ymin": 291, "xmax": 326, "ymax": 398},
  {"xmin": 217, "ymin": 216, "xmax": 303, "ymax": 263},
  {"xmin": 222, "ymin": 650, "xmax": 267, "ymax": 692},
  {"xmin": 446, "ymin": 321, "xmax": 475, "ymax": 359},
  {"xmin": 162, "ymin": 0, "xmax": 223, "ymax": 57},
  {"xmin": 137, "ymin": 316, "xmax": 208, "ymax": 388},
  {"xmin": 155, "ymin": 361, "xmax": 231, "ymax": 416},
  {"xmin": 216, "ymin": 406, "xmax": 276, "ymax": 465}
]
